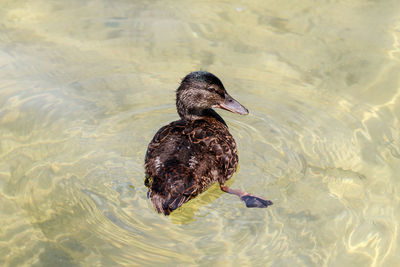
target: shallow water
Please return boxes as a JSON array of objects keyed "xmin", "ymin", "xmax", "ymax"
[{"xmin": 1, "ymin": 0, "xmax": 400, "ymax": 266}]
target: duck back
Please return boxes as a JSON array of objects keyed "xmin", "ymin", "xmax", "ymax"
[{"xmin": 144, "ymin": 118, "xmax": 238, "ymax": 215}]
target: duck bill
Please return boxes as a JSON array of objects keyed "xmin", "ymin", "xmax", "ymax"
[{"xmin": 217, "ymin": 94, "xmax": 249, "ymax": 115}]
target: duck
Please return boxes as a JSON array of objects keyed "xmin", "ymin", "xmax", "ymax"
[{"xmin": 144, "ymin": 71, "xmax": 272, "ymax": 215}]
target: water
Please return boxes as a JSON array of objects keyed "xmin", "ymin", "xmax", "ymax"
[{"xmin": 1, "ymin": 0, "xmax": 400, "ymax": 266}]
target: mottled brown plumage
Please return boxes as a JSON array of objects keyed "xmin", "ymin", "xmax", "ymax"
[{"xmin": 144, "ymin": 71, "xmax": 272, "ymax": 215}]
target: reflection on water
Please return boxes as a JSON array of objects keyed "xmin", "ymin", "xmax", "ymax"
[{"xmin": 1, "ymin": 0, "xmax": 400, "ymax": 266}]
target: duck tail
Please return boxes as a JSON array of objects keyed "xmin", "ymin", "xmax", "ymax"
[
  {"xmin": 149, "ymin": 192, "xmax": 171, "ymax": 215},
  {"xmin": 149, "ymin": 191, "xmax": 188, "ymax": 215},
  {"xmin": 147, "ymin": 162, "xmax": 197, "ymax": 215}
]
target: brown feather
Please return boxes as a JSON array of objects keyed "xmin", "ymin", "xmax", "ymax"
[{"xmin": 145, "ymin": 118, "xmax": 238, "ymax": 215}]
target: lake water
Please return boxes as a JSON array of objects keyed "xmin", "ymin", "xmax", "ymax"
[{"xmin": 1, "ymin": 0, "xmax": 400, "ymax": 266}]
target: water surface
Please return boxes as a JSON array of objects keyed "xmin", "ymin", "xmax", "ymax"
[{"xmin": 1, "ymin": 0, "xmax": 400, "ymax": 266}]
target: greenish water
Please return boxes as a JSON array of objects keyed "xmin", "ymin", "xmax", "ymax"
[{"xmin": 1, "ymin": 0, "xmax": 400, "ymax": 266}]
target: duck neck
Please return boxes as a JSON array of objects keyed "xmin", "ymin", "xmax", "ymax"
[{"xmin": 177, "ymin": 105, "xmax": 227, "ymax": 126}]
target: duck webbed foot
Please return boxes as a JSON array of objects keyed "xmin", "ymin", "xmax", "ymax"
[
  {"xmin": 240, "ymin": 195, "xmax": 273, "ymax": 208},
  {"xmin": 219, "ymin": 184, "xmax": 273, "ymax": 208}
]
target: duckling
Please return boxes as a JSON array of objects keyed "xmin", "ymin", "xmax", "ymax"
[{"xmin": 145, "ymin": 71, "xmax": 272, "ymax": 215}]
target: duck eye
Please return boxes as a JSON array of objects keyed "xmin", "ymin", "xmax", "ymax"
[{"xmin": 207, "ymin": 86, "xmax": 224, "ymax": 97}]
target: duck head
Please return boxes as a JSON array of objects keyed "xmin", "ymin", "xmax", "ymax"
[{"xmin": 176, "ymin": 71, "xmax": 249, "ymax": 121}]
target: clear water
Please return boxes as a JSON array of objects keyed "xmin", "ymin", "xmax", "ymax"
[{"xmin": 1, "ymin": 0, "xmax": 400, "ymax": 266}]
